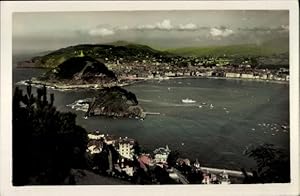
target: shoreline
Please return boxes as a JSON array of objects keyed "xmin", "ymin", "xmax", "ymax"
[
  {"xmin": 16, "ymin": 79, "xmax": 137, "ymax": 91},
  {"xmin": 152, "ymin": 75, "xmax": 289, "ymax": 85},
  {"xmin": 16, "ymin": 75, "xmax": 289, "ymax": 91}
]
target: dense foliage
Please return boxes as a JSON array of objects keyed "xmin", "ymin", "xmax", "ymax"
[
  {"xmin": 87, "ymin": 86, "xmax": 143, "ymax": 118},
  {"xmin": 13, "ymin": 85, "xmax": 88, "ymax": 185},
  {"xmin": 30, "ymin": 42, "xmax": 167, "ymax": 68},
  {"xmin": 243, "ymin": 143, "xmax": 290, "ymax": 183},
  {"xmin": 43, "ymin": 56, "xmax": 116, "ymax": 81}
]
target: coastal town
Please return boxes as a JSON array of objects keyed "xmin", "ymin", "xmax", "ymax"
[
  {"xmin": 105, "ymin": 54, "xmax": 289, "ymax": 83},
  {"xmin": 19, "ymin": 53, "xmax": 289, "ymax": 92},
  {"xmin": 86, "ymin": 130, "xmax": 252, "ymax": 184}
]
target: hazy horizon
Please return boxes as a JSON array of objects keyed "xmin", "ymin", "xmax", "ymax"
[{"xmin": 13, "ymin": 10, "xmax": 289, "ymax": 54}]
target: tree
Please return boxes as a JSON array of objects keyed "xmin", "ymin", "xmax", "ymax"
[
  {"xmin": 167, "ymin": 150, "xmax": 180, "ymax": 167},
  {"xmin": 153, "ymin": 165, "xmax": 175, "ymax": 184},
  {"xmin": 133, "ymin": 141, "xmax": 141, "ymax": 156},
  {"xmin": 13, "ymin": 85, "xmax": 88, "ymax": 185},
  {"xmin": 243, "ymin": 143, "xmax": 290, "ymax": 183},
  {"xmin": 187, "ymin": 169, "xmax": 203, "ymax": 184}
]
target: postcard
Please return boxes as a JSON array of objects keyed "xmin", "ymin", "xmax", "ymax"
[{"xmin": 1, "ymin": 1, "xmax": 299, "ymax": 196}]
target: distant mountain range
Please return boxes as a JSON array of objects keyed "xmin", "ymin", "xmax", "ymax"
[{"xmin": 166, "ymin": 37, "xmax": 289, "ymax": 57}]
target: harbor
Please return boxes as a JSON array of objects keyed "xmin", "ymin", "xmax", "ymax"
[{"xmin": 13, "ymin": 67, "xmax": 290, "ymax": 179}]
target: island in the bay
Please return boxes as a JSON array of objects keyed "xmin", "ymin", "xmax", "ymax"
[{"xmin": 68, "ymin": 86, "xmax": 145, "ymax": 119}]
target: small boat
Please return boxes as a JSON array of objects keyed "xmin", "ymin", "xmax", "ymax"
[
  {"xmin": 182, "ymin": 98, "xmax": 196, "ymax": 103},
  {"xmin": 84, "ymin": 116, "xmax": 88, "ymax": 120}
]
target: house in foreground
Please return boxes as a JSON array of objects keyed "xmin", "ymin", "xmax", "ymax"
[{"xmin": 153, "ymin": 145, "xmax": 171, "ymax": 164}]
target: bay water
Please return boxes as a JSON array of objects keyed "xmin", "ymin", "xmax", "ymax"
[{"xmin": 13, "ymin": 66, "xmax": 289, "ymax": 171}]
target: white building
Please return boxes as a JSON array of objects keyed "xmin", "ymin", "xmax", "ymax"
[
  {"xmin": 241, "ymin": 73, "xmax": 254, "ymax": 79},
  {"xmin": 225, "ymin": 72, "xmax": 240, "ymax": 78},
  {"xmin": 87, "ymin": 145, "xmax": 101, "ymax": 154},
  {"xmin": 267, "ymin": 74, "xmax": 274, "ymax": 80},
  {"xmin": 176, "ymin": 72, "xmax": 184, "ymax": 76},
  {"xmin": 87, "ymin": 131, "xmax": 105, "ymax": 140},
  {"xmin": 165, "ymin": 72, "xmax": 176, "ymax": 77},
  {"xmin": 153, "ymin": 145, "xmax": 171, "ymax": 164},
  {"xmin": 123, "ymin": 165, "xmax": 134, "ymax": 176},
  {"xmin": 205, "ymin": 71, "xmax": 213, "ymax": 77},
  {"xmin": 115, "ymin": 159, "xmax": 134, "ymax": 176},
  {"xmin": 117, "ymin": 138, "xmax": 135, "ymax": 160},
  {"xmin": 194, "ymin": 158, "xmax": 201, "ymax": 169},
  {"xmin": 260, "ymin": 74, "xmax": 268, "ymax": 80}
]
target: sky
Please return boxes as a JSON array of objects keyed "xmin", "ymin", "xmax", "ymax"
[{"xmin": 13, "ymin": 10, "xmax": 289, "ymax": 54}]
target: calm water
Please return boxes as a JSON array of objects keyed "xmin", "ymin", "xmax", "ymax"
[{"xmin": 13, "ymin": 67, "xmax": 290, "ymax": 170}]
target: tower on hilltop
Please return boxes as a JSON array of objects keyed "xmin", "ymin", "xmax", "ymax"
[{"xmin": 78, "ymin": 50, "xmax": 84, "ymax": 57}]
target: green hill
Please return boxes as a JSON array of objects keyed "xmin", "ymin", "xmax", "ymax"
[
  {"xmin": 167, "ymin": 44, "xmax": 287, "ymax": 57},
  {"xmin": 166, "ymin": 38, "xmax": 289, "ymax": 57},
  {"xmin": 41, "ymin": 56, "xmax": 117, "ymax": 84},
  {"xmin": 20, "ymin": 42, "xmax": 167, "ymax": 69}
]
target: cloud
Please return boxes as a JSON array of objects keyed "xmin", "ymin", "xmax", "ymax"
[
  {"xmin": 115, "ymin": 25, "xmax": 129, "ymax": 31},
  {"xmin": 238, "ymin": 25, "xmax": 289, "ymax": 33},
  {"xmin": 195, "ymin": 37, "xmax": 201, "ymax": 42},
  {"xmin": 137, "ymin": 19, "xmax": 173, "ymax": 31},
  {"xmin": 88, "ymin": 20, "xmax": 209, "ymax": 34},
  {"xmin": 88, "ymin": 28, "xmax": 115, "ymax": 37},
  {"xmin": 137, "ymin": 24, "xmax": 156, "ymax": 30},
  {"xmin": 209, "ymin": 27, "xmax": 234, "ymax": 38},
  {"xmin": 156, "ymin": 19, "xmax": 173, "ymax": 30},
  {"xmin": 280, "ymin": 25, "xmax": 289, "ymax": 32},
  {"xmin": 136, "ymin": 19, "xmax": 200, "ymax": 31},
  {"xmin": 87, "ymin": 20, "xmax": 214, "ymax": 36},
  {"xmin": 178, "ymin": 23, "xmax": 197, "ymax": 30}
]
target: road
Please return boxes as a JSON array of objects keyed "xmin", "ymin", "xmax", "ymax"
[{"xmin": 173, "ymin": 168, "xmax": 189, "ymax": 184}]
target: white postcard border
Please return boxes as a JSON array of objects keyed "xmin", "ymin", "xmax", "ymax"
[{"xmin": 1, "ymin": 1, "xmax": 299, "ymax": 196}]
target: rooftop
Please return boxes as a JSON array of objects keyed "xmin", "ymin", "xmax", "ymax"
[{"xmin": 153, "ymin": 145, "xmax": 171, "ymax": 155}]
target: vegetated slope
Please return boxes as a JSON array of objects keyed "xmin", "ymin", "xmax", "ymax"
[
  {"xmin": 41, "ymin": 56, "xmax": 116, "ymax": 84},
  {"xmin": 167, "ymin": 38, "xmax": 289, "ymax": 57},
  {"xmin": 87, "ymin": 86, "xmax": 144, "ymax": 119},
  {"xmin": 21, "ymin": 42, "xmax": 169, "ymax": 69}
]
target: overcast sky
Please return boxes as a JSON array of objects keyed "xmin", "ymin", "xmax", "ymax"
[{"xmin": 13, "ymin": 10, "xmax": 289, "ymax": 54}]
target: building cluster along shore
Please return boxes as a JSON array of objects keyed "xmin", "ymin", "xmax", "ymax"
[
  {"xmin": 86, "ymin": 131, "xmax": 251, "ymax": 184},
  {"xmin": 16, "ymin": 50, "xmax": 289, "ymax": 91},
  {"xmin": 18, "ymin": 65, "xmax": 289, "ymax": 91},
  {"xmin": 106, "ymin": 55, "xmax": 289, "ymax": 84}
]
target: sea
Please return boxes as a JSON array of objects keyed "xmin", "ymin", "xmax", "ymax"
[{"xmin": 12, "ymin": 60, "xmax": 290, "ymax": 171}]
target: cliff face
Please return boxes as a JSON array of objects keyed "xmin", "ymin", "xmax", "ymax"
[
  {"xmin": 40, "ymin": 56, "xmax": 117, "ymax": 85},
  {"xmin": 86, "ymin": 86, "xmax": 145, "ymax": 119}
]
